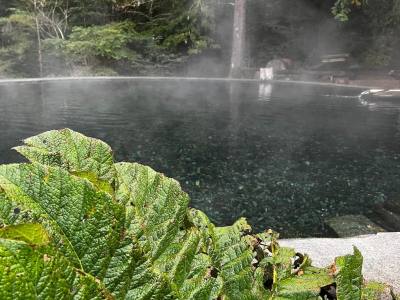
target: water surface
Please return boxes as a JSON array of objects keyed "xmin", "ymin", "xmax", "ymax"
[{"xmin": 1, "ymin": 79, "xmax": 400, "ymax": 237}]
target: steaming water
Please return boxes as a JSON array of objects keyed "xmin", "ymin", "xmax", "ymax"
[{"xmin": 1, "ymin": 79, "xmax": 400, "ymax": 237}]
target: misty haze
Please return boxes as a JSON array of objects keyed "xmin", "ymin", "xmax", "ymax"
[{"xmin": 1, "ymin": 0, "xmax": 400, "ymax": 298}]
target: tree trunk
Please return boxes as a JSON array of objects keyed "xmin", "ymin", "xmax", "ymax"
[
  {"xmin": 33, "ymin": 0, "xmax": 43, "ymax": 77},
  {"xmin": 230, "ymin": 0, "xmax": 246, "ymax": 78}
]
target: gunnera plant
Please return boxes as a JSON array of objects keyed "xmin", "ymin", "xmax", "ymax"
[{"xmin": 0, "ymin": 129, "xmax": 382, "ymax": 299}]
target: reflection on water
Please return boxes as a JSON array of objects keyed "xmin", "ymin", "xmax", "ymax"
[
  {"xmin": 1, "ymin": 80, "xmax": 400, "ymax": 237},
  {"xmin": 258, "ymin": 83, "xmax": 272, "ymax": 101}
]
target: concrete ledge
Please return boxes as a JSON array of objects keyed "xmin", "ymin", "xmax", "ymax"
[
  {"xmin": 281, "ymin": 232, "xmax": 400, "ymax": 293},
  {"xmin": 0, "ymin": 76, "xmax": 372, "ymax": 90}
]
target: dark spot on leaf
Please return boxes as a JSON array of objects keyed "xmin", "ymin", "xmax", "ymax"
[
  {"xmin": 111, "ymin": 180, "xmax": 116, "ymax": 190},
  {"xmin": 263, "ymin": 278, "xmax": 273, "ymax": 290},
  {"xmin": 293, "ymin": 252, "xmax": 304, "ymax": 269},
  {"xmin": 320, "ymin": 283, "xmax": 337, "ymax": 300},
  {"xmin": 240, "ymin": 229, "xmax": 252, "ymax": 237},
  {"xmin": 263, "ymin": 264, "xmax": 274, "ymax": 290},
  {"xmin": 207, "ymin": 267, "xmax": 219, "ymax": 278},
  {"xmin": 13, "ymin": 207, "xmax": 21, "ymax": 214},
  {"xmin": 254, "ymin": 246, "xmax": 264, "ymax": 264}
]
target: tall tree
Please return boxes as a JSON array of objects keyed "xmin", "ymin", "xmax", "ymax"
[
  {"xmin": 230, "ymin": 0, "xmax": 246, "ymax": 77},
  {"xmin": 33, "ymin": 0, "xmax": 43, "ymax": 77}
]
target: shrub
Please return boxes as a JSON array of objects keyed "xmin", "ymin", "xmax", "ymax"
[{"xmin": 63, "ymin": 21, "xmax": 141, "ymax": 64}]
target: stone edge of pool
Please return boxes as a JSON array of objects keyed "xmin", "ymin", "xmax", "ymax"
[
  {"xmin": 281, "ymin": 232, "xmax": 400, "ymax": 294},
  {"xmin": 0, "ymin": 76, "xmax": 376, "ymax": 90}
]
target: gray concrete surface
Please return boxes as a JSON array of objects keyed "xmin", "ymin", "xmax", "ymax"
[
  {"xmin": 281, "ymin": 232, "xmax": 400, "ymax": 293},
  {"xmin": 0, "ymin": 76, "xmax": 373, "ymax": 90}
]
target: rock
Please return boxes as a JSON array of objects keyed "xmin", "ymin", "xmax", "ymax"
[
  {"xmin": 372, "ymin": 203, "xmax": 400, "ymax": 231},
  {"xmin": 267, "ymin": 59, "xmax": 290, "ymax": 72},
  {"xmin": 384, "ymin": 199, "xmax": 400, "ymax": 215},
  {"xmin": 325, "ymin": 214, "xmax": 385, "ymax": 237},
  {"xmin": 388, "ymin": 70, "xmax": 400, "ymax": 80}
]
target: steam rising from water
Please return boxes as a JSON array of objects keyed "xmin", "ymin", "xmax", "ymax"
[{"xmin": 1, "ymin": 79, "xmax": 400, "ymax": 237}]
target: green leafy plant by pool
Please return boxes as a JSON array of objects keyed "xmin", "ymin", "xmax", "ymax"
[{"xmin": 0, "ymin": 129, "xmax": 387, "ymax": 299}]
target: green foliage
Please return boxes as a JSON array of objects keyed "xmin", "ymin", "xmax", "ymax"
[
  {"xmin": 357, "ymin": 0, "xmax": 400, "ymax": 67},
  {"xmin": 0, "ymin": 11, "xmax": 37, "ymax": 77},
  {"xmin": 0, "ymin": 0, "xmax": 222, "ymax": 76},
  {"xmin": 0, "ymin": 129, "xmax": 379, "ymax": 299},
  {"xmin": 335, "ymin": 247, "xmax": 363, "ymax": 300},
  {"xmin": 361, "ymin": 46, "xmax": 393, "ymax": 68},
  {"xmin": 144, "ymin": 0, "xmax": 219, "ymax": 54},
  {"xmin": 362, "ymin": 282, "xmax": 390, "ymax": 300},
  {"xmin": 328, "ymin": 0, "xmax": 400, "ymax": 67},
  {"xmin": 0, "ymin": 237, "xmax": 109, "ymax": 299},
  {"xmin": 62, "ymin": 22, "xmax": 139, "ymax": 63},
  {"xmin": 332, "ymin": 0, "xmax": 366, "ymax": 21},
  {"xmin": 55, "ymin": 20, "xmax": 186, "ymax": 73},
  {"xmin": 1, "ymin": 0, "xmax": 399, "ymax": 76}
]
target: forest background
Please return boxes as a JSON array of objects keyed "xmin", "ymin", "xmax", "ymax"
[{"xmin": 0, "ymin": 0, "xmax": 399, "ymax": 78}]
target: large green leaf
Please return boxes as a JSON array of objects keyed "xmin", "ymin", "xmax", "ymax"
[
  {"xmin": 0, "ymin": 163, "xmax": 122, "ymax": 274},
  {"xmin": 335, "ymin": 247, "xmax": 363, "ymax": 300},
  {"xmin": 0, "ymin": 237, "xmax": 108, "ymax": 300},
  {"xmin": 114, "ymin": 162, "xmax": 221, "ymax": 299},
  {"xmin": 213, "ymin": 219, "xmax": 254, "ymax": 299},
  {"xmin": 0, "ymin": 137, "xmax": 214, "ymax": 299},
  {"xmin": 0, "ymin": 162, "xmax": 174, "ymax": 299},
  {"xmin": 276, "ymin": 267, "xmax": 334, "ymax": 299},
  {"xmin": 14, "ymin": 129, "xmax": 115, "ymax": 193},
  {"xmin": 114, "ymin": 162, "xmax": 189, "ymax": 260}
]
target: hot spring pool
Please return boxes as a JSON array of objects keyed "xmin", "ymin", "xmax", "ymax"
[{"xmin": 1, "ymin": 79, "xmax": 400, "ymax": 237}]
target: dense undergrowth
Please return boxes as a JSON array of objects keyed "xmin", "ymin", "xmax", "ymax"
[{"xmin": 0, "ymin": 129, "xmax": 392, "ymax": 299}]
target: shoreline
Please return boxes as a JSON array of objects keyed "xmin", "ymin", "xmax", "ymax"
[
  {"xmin": 5, "ymin": 76, "xmax": 400, "ymax": 99},
  {"xmin": 0, "ymin": 76, "xmax": 376, "ymax": 90}
]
